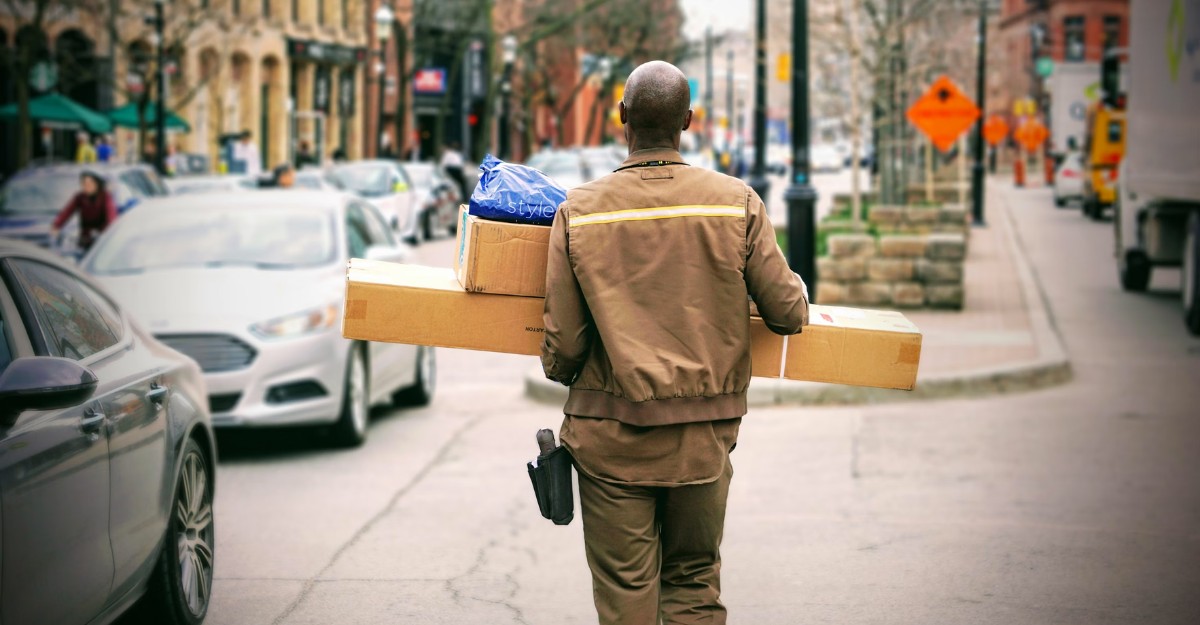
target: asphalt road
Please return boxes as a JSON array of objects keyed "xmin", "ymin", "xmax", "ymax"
[{"xmin": 126, "ymin": 180, "xmax": 1200, "ymax": 625}]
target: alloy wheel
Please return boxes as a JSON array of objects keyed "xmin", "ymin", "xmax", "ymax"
[
  {"xmin": 175, "ymin": 450, "xmax": 214, "ymax": 617},
  {"xmin": 349, "ymin": 350, "xmax": 368, "ymax": 437}
]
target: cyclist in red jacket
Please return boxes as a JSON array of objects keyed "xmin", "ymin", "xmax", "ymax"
[{"xmin": 49, "ymin": 170, "xmax": 117, "ymax": 253}]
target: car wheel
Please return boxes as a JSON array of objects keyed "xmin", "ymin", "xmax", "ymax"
[
  {"xmin": 422, "ymin": 210, "xmax": 435, "ymax": 241},
  {"xmin": 331, "ymin": 344, "xmax": 370, "ymax": 447},
  {"xmin": 393, "ymin": 345, "xmax": 435, "ymax": 407},
  {"xmin": 142, "ymin": 437, "xmax": 214, "ymax": 625},
  {"xmin": 1184, "ymin": 212, "xmax": 1200, "ymax": 336},
  {"xmin": 1119, "ymin": 250, "xmax": 1152, "ymax": 292}
]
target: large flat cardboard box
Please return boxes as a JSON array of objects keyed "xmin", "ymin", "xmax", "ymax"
[
  {"xmin": 343, "ymin": 260, "xmax": 921, "ymax": 390},
  {"xmin": 454, "ymin": 205, "xmax": 551, "ymax": 298},
  {"xmin": 346, "ymin": 260, "xmax": 786, "ymax": 374}
]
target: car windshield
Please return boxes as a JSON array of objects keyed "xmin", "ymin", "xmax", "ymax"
[
  {"xmin": 404, "ymin": 164, "xmax": 434, "ymax": 189},
  {"xmin": 0, "ymin": 175, "xmax": 81, "ymax": 215},
  {"xmin": 168, "ymin": 178, "xmax": 243, "ymax": 195},
  {"xmin": 332, "ymin": 165, "xmax": 392, "ymax": 197},
  {"xmin": 89, "ymin": 206, "xmax": 337, "ymax": 275}
]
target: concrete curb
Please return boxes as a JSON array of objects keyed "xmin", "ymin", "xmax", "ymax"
[{"xmin": 524, "ymin": 181, "xmax": 1072, "ymax": 407}]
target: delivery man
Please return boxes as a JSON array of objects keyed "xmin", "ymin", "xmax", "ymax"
[{"xmin": 541, "ymin": 60, "xmax": 809, "ymax": 625}]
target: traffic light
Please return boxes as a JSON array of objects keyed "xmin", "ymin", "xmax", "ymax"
[{"xmin": 1101, "ymin": 52, "xmax": 1122, "ymax": 108}]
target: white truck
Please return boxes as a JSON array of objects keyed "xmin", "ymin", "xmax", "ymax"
[
  {"xmin": 1047, "ymin": 61, "xmax": 1099, "ymax": 154},
  {"xmin": 1115, "ymin": 0, "xmax": 1200, "ymax": 335}
]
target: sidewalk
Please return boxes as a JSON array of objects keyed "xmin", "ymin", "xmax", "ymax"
[{"xmin": 526, "ymin": 178, "xmax": 1071, "ymax": 405}]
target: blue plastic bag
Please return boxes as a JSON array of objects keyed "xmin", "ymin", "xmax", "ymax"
[{"xmin": 468, "ymin": 154, "xmax": 566, "ymax": 226}]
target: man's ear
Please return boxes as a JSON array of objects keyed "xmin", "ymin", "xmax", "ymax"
[
  {"xmin": 682, "ymin": 109, "xmax": 693, "ymax": 132},
  {"xmin": 619, "ymin": 101, "xmax": 628, "ymax": 125}
]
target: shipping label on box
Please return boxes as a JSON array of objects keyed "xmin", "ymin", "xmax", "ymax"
[{"xmin": 454, "ymin": 205, "xmax": 551, "ymax": 298}]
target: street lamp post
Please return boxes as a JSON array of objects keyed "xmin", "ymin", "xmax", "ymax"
[
  {"xmin": 499, "ymin": 35, "xmax": 517, "ymax": 160},
  {"xmin": 785, "ymin": 0, "xmax": 818, "ymax": 299},
  {"xmin": 726, "ymin": 48, "xmax": 734, "ymax": 174},
  {"xmin": 748, "ymin": 0, "xmax": 770, "ymax": 202},
  {"xmin": 374, "ymin": 4, "xmax": 394, "ymax": 157},
  {"xmin": 970, "ymin": 0, "xmax": 989, "ymax": 226},
  {"xmin": 153, "ymin": 0, "xmax": 166, "ymax": 176}
]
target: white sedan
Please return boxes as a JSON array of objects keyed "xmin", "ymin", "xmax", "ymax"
[
  {"xmin": 83, "ymin": 190, "xmax": 433, "ymax": 447},
  {"xmin": 330, "ymin": 160, "xmax": 421, "ymax": 244}
]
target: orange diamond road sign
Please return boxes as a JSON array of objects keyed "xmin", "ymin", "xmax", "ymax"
[
  {"xmin": 983, "ymin": 115, "xmax": 1009, "ymax": 146},
  {"xmin": 907, "ymin": 75, "xmax": 981, "ymax": 152},
  {"xmin": 1014, "ymin": 119, "xmax": 1049, "ymax": 152}
]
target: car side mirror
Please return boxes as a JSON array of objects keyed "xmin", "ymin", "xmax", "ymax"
[
  {"xmin": 0, "ymin": 357, "xmax": 99, "ymax": 426},
  {"xmin": 364, "ymin": 244, "xmax": 409, "ymax": 264},
  {"xmin": 393, "ymin": 181, "xmax": 409, "ymax": 193}
]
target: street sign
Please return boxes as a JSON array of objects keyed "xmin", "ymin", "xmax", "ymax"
[
  {"xmin": 906, "ymin": 75, "xmax": 981, "ymax": 152},
  {"xmin": 983, "ymin": 115, "xmax": 1009, "ymax": 146},
  {"xmin": 413, "ymin": 68, "xmax": 446, "ymax": 94},
  {"xmin": 1036, "ymin": 56, "xmax": 1055, "ymax": 77},
  {"xmin": 1014, "ymin": 119, "xmax": 1049, "ymax": 152}
]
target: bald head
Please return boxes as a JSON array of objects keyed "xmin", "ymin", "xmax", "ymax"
[{"xmin": 621, "ymin": 61, "xmax": 693, "ymax": 149}]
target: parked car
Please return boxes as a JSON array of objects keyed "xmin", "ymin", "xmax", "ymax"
[
  {"xmin": 403, "ymin": 161, "xmax": 462, "ymax": 239},
  {"xmin": 84, "ymin": 191, "xmax": 433, "ymax": 447},
  {"xmin": 294, "ymin": 168, "xmax": 344, "ymax": 191},
  {"xmin": 810, "ymin": 143, "xmax": 844, "ymax": 173},
  {"xmin": 330, "ymin": 160, "xmax": 420, "ymax": 244},
  {"xmin": 0, "ymin": 238, "xmax": 215, "ymax": 625},
  {"xmin": 525, "ymin": 149, "xmax": 589, "ymax": 189},
  {"xmin": 1053, "ymin": 152, "xmax": 1086, "ymax": 207},
  {"xmin": 0, "ymin": 163, "xmax": 168, "ymax": 255}
]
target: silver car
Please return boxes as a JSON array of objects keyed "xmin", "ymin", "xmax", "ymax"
[
  {"xmin": 84, "ymin": 191, "xmax": 434, "ymax": 447},
  {"xmin": 329, "ymin": 160, "xmax": 421, "ymax": 245},
  {"xmin": 0, "ymin": 238, "xmax": 216, "ymax": 624}
]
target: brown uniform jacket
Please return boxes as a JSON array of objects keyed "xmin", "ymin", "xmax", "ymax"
[{"xmin": 541, "ymin": 147, "xmax": 809, "ymax": 427}]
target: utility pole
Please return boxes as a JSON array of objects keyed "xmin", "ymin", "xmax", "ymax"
[
  {"xmin": 726, "ymin": 47, "xmax": 734, "ymax": 173},
  {"xmin": 971, "ymin": 0, "xmax": 988, "ymax": 225},
  {"xmin": 785, "ymin": 0, "xmax": 818, "ymax": 299},
  {"xmin": 153, "ymin": 0, "xmax": 166, "ymax": 176},
  {"xmin": 705, "ymin": 26, "xmax": 714, "ymax": 150},
  {"xmin": 748, "ymin": 0, "xmax": 770, "ymax": 201}
]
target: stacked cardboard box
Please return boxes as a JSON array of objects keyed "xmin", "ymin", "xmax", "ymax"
[{"xmin": 343, "ymin": 207, "xmax": 923, "ymax": 390}]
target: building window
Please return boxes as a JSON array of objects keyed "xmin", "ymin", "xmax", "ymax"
[
  {"xmin": 292, "ymin": 0, "xmax": 298, "ymax": 21},
  {"xmin": 318, "ymin": 0, "xmax": 325, "ymax": 25},
  {"xmin": 1103, "ymin": 15, "xmax": 1121, "ymax": 52},
  {"xmin": 342, "ymin": 0, "xmax": 348, "ymax": 30},
  {"xmin": 232, "ymin": 0, "xmax": 241, "ymax": 17},
  {"xmin": 1064, "ymin": 16, "xmax": 1085, "ymax": 61},
  {"xmin": 262, "ymin": 0, "xmax": 269, "ymax": 17}
]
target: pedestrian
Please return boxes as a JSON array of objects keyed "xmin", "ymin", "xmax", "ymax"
[
  {"xmin": 440, "ymin": 141, "xmax": 466, "ymax": 199},
  {"xmin": 380, "ymin": 133, "xmax": 397, "ymax": 159},
  {"xmin": 261, "ymin": 163, "xmax": 295, "ymax": 189},
  {"xmin": 295, "ymin": 140, "xmax": 318, "ymax": 169},
  {"xmin": 75, "ymin": 132, "xmax": 97, "ymax": 163},
  {"xmin": 233, "ymin": 129, "xmax": 262, "ymax": 176},
  {"xmin": 540, "ymin": 60, "xmax": 809, "ymax": 625},
  {"xmin": 95, "ymin": 134, "xmax": 113, "ymax": 163},
  {"xmin": 49, "ymin": 170, "xmax": 117, "ymax": 253}
]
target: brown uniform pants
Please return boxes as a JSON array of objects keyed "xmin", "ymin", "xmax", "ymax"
[{"xmin": 577, "ymin": 457, "xmax": 733, "ymax": 625}]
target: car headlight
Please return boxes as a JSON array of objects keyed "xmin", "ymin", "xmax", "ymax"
[{"xmin": 251, "ymin": 304, "xmax": 339, "ymax": 339}]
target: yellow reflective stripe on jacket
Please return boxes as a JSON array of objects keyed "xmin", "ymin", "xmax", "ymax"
[{"xmin": 570, "ymin": 205, "xmax": 744, "ymax": 227}]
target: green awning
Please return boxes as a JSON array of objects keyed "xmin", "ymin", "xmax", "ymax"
[
  {"xmin": 0, "ymin": 91, "xmax": 113, "ymax": 134},
  {"xmin": 108, "ymin": 101, "xmax": 191, "ymax": 132}
]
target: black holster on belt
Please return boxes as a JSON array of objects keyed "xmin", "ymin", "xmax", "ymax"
[{"xmin": 527, "ymin": 446, "xmax": 574, "ymax": 525}]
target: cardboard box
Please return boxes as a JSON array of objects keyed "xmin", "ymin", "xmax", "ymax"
[
  {"xmin": 454, "ymin": 206, "xmax": 551, "ymax": 298},
  {"xmin": 783, "ymin": 307, "xmax": 922, "ymax": 390},
  {"xmin": 345, "ymin": 260, "xmax": 546, "ymax": 355},
  {"xmin": 344, "ymin": 260, "xmax": 921, "ymax": 390}
]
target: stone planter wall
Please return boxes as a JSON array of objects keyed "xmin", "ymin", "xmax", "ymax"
[{"xmin": 817, "ymin": 205, "xmax": 968, "ymax": 310}]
